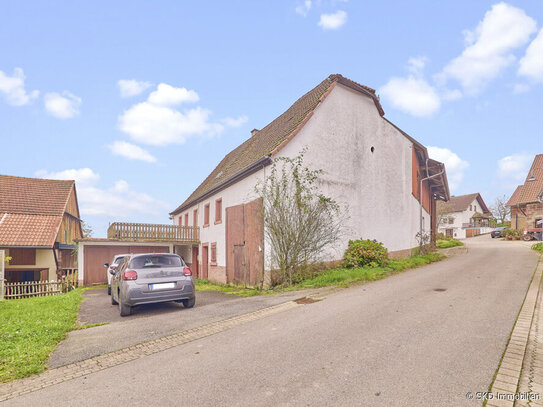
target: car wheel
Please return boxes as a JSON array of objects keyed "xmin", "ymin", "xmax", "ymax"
[
  {"xmin": 182, "ymin": 297, "xmax": 196, "ymax": 309},
  {"xmin": 107, "ymin": 285, "xmax": 111, "ymax": 295},
  {"xmin": 119, "ymin": 294, "xmax": 131, "ymax": 316},
  {"xmin": 111, "ymin": 290, "xmax": 118, "ymax": 305}
]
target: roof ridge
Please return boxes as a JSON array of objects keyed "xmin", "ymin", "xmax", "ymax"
[{"xmin": 0, "ymin": 174, "xmax": 75, "ymax": 183}]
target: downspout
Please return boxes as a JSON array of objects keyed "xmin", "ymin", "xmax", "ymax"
[
  {"xmin": 420, "ymin": 159, "xmax": 445, "ymax": 253},
  {"xmin": 52, "ymin": 245, "xmax": 59, "ymax": 281}
]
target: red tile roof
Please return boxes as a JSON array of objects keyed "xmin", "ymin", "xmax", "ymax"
[
  {"xmin": 506, "ymin": 154, "xmax": 543, "ymax": 206},
  {"xmin": 0, "ymin": 175, "xmax": 74, "ymax": 216},
  {"xmin": 0, "ymin": 174, "xmax": 75, "ymax": 247},
  {"xmin": 0, "ymin": 213, "xmax": 61, "ymax": 247}
]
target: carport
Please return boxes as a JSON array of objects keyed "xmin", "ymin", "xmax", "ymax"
[{"xmin": 76, "ymin": 222, "xmax": 200, "ymax": 286}]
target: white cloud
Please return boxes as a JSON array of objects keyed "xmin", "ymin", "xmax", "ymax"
[
  {"xmin": 108, "ymin": 141, "xmax": 157, "ymax": 163},
  {"xmin": 34, "ymin": 168, "xmax": 100, "ymax": 187},
  {"xmin": 44, "ymin": 91, "xmax": 81, "ymax": 119},
  {"xmin": 119, "ymin": 103, "xmax": 223, "ymax": 146},
  {"xmin": 147, "ymin": 83, "xmax": 199, "ymax": 106},
  {"xmin": 380, "ymin": 76, "xmax": 441, "ymax": 117},
  {"xmin": 518, "ymin": 28, "xmax": 543, "ymax": 82},
  {"xmin": 407, "ymin": 56, "xmax": 428, "ymax": 76},
  {"xmin": 35, "ymin": 168, "xmax": 169, "ymax": 218},
  {"xmin": 0, "ymin": 67, "xmax": 39, "ymax": 106},
  {"xmin": 118, "ymin": 83, "xmax": 246, "ymax": 146},
  {"xmin": 442, "ymin": 89, "xmax": 462, "ymax": 101},
  {"xmin": 221, "ymin": 115, "xmax": 248, "ymax": 127},
  {"xmin": 318, "ymin": 10, "xmax": 347, "ymax": 30},
  {"xmin": 117, "ymin": 79, "xmax": 152, "ymax": 98},
  {"xmin": 427, "ymin": 146, "xmax": 469, "ymax": 192},
  {"xmin": 296, "ymin": 0, "xmax": 312, "ymax": 16},
  {"xmin": 442, "ymin": 2, "xmax": 537, "ymax": 94},
  {"xmin": 498, "ymin": 152, "xmax": 533, "ymax": 181}
]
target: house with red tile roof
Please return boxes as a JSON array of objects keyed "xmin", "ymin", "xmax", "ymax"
[
  {"xmin": 506, "ymin": 154, "xmax": 543, "ymax": 232},
  {"xmin": 170, "ymin": 74, "xmax": 450, "ymax": 285},
  {"xmin": 436, "ymin": 193, "xmax": 493, "ymax": 239},
  {"xmin": 0, "ymin": 174, "xmax": 82, "ymax": 283}
]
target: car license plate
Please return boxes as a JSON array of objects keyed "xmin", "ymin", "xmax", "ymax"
[{"xmin": 149, "ymin": 282, "xmax": 175, "ymax": 290}]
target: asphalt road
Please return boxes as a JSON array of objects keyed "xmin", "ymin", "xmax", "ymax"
[{"xmin": 6, "ymin": 236, "xmax": 540, "ymax": 406}]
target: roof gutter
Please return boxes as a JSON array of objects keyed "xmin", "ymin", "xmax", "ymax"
[{"xmin": 170, "ymin": 155, "xmax": 273, "ymax": 216}]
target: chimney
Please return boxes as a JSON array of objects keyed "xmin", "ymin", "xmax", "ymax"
[{"xmin": 251, "ymin": 128, "xmax": 259, "ymax": 137}]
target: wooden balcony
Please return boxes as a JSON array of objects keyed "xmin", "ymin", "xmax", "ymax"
[{"xmin": 107, "ymin": 222, "xmax": 200, "ymax": 243}]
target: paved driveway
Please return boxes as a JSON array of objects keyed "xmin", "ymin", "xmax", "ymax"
[{"xmin": 78, "ymin": 288, "xmax": 239, "ymax": 325}]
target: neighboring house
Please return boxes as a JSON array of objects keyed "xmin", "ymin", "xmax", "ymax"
[
  {"xmin": 507, "ymin": 154, "xmax": 543, "ymax": 231},
  {"xmin": 170, "ymin": 74, "xmax": 450, "ymax": 285},
  {"xmin": 0, "ymin": 174, "xmax": 82, "ymax": 283},
  {"xmin": 437, "ymin": 193, "xmax": 494, "ymax": 239}
]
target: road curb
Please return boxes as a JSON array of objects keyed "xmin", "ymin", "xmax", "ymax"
[
  {"xmin": 486, "ymin": 258, "xmax": 543, "ymax": 407},
  {"xmin": 0, "ymin": 300, "xmax": 301, "ymax": 402}
]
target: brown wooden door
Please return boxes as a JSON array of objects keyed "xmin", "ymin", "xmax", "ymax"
[
  {"xmin": 466, "ymin": 229, "xmax": 473, "ymax": 238},
  {"xmin": 233, "ymin": 245, "xmax": 246, "ymax": 285},
  {"xmin": 191, "ymin": 246, "xmax": 199, "ymax": 278},
  {"xmin": 445, "ymin": 229, "xmax": 453, "ymax": 238},
  {"xmin": 201, "ymin": 245, "xmax": 208, "ymax": 279}
]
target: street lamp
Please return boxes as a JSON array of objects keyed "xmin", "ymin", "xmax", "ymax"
[{"xmin": 528, "ymin": 167, "xmax": 543, "ymax": 241}]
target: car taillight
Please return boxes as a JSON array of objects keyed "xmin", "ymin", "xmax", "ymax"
[
  {"xmin": 183, "ymin": 267, "xmax": 192, "ymax": 276},
  {"xmin": 123, "ymin": 269, "xmax": 138, "ymax": 280}
]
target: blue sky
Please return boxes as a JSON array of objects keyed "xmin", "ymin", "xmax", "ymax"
[{"xmin": 1, "ymin": 1, "xmax": 542, "ymax": 236}]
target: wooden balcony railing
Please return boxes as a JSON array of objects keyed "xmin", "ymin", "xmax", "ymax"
[{"xmin": 107, "ymin": 222, "xmax": 200, "ymax": 243}]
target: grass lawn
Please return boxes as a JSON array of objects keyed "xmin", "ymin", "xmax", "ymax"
[
  {"xmin": 436, "ymin": 239, "xmax": 464, "ymax": 249},
  {"xmin": 0, "ymin": 287, "xmax": 88, "ymax": 383},
  {"xmin": 196, "ymin": 252, "xmax": 446, "ymax": 295}
]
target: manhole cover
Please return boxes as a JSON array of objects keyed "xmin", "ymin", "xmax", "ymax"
[
  {"xmin": 433, "ymin": 288, "xmax": 447, "ymax": 292},
  {"xmin": 294, "ymin": 297, "xmax": 320, "ymax": 304}
]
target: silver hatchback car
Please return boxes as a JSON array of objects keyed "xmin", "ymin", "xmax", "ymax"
[{"xmin": 110, "ymin": 253, "xmax": 195, "ymax": 316}]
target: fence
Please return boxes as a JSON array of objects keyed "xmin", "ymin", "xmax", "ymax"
[
  {"xmin": 2, "ymin": 269, "xmax": 79, "ymax": 300},
  {"xmin": 107, "ymin": 222, "xmax": 200, "ymax": 242}
]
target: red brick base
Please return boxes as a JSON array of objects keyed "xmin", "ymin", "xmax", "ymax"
[{"xmin": 389, "ymin": 248, "xmax": 412, "ymax": 259}]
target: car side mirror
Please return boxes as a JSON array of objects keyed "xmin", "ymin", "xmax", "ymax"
[{"xmin": 104, "ymin": 263, "xmax": 109, "ymax": 268}]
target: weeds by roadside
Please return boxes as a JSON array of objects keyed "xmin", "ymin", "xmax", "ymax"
[
  {"xmin": 436, "ymin": 239, "xmax": 464, "ymax": 249},
  {"xmin": 532, "ymin": 242, "xmax": 543, "ymax": 253},
  {"xmin": 197, "ymin": 252, "xmax": 446, "ymax": 295}
]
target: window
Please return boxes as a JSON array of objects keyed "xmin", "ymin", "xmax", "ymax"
[
  {"xmin": 215, "ymin": 198, "xmax": 222, "ymax": 224},
  {"xmin": 204, "ymin": 203, "xmax": 210, "ymax": 227},
  {"xmin": 185, "ymin": 213, "xmax": 189, "ymax": 226},
  {"xmin": 210, "ymin": 243, "xmax": 217, "ymax": 265},
  {"xmin": 448, "ymin": 217, "xmax": 454, "ymax": 224},
  {"xmin": 8, "ymin": 248, "xmax": 36, "ymax": 265},
  {"xmin": 470, "ymin": 205, "xmax": 472, "ymax": 211},
  {"xmin": 65, "ymin": 230, "xmax": 68, "ymax": 244},
  {"xmin": 193, "ymin": 209, "xmax": 198, "ymax": 227},
  {"xmin": 178, "ymin": 216, "xmax": 182, "ymax": 226}
]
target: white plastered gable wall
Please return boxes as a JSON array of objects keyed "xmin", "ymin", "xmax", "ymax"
[
  {"xmin": 275, "ymin": 83, "xmax": 431, "ymax": 256},
  {"xmin": 437, "ymin": 197, "xmax": 492, "ymax": 239}
]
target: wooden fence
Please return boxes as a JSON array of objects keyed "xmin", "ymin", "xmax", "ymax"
[
  {"xmin": 107, "ymin": 222, "xmax": 200, "ymax": 242},
  {"xmin": 2, "ymin": 269, "xmax": 79, "ymax": 300}
]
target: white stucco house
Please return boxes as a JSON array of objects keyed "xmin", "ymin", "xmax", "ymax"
[
  {"xmin": 437, "ymin": 193, "xmax": 494, "ymax": 239},
  {"xmin": 170, "ymin": 74, "xmax": 450, "ymax": 285}
]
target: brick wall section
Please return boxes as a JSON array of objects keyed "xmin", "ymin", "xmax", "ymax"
[{"xmin": 511, "ymin": 203, "xmax": 543, "ymax": 231}]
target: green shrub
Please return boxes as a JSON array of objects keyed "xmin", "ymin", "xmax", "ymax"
[
  {"xmin": 532, "ymin": 243, "xmax": 543, "ymax": 253},
  {"xmin": 344, "ymin": 239, "xmax": 389, "ymax": 268},
  {"xmin": 436, "ymin": 232, "xmax": 446, "ymax": 240}
]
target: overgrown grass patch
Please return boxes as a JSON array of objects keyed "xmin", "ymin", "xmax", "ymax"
[
  {"xmin": 532, "ymin": 242, "xmax": 543, "ymax": 253},
  {"xmin": 195, "ymin": 279, "xmax": 262, "ymax": 297},
  {"xmin": 196, "ymin": 252, "xmax": 446, "ymax": 295},
  {"xmin": 436, "ymin": 239, "xmax": 464, "ymax": 249},
  {"xmin": 0, "ymin": 288, "xmax": 87, "ymax": 383}
]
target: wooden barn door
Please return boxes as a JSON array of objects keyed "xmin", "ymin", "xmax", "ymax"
[{"xmin": 233, "ymin": 244, "xmax": 247, "ymax": 284}]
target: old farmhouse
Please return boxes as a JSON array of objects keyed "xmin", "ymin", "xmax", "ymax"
[
  {"xmin": 437, "ymin": 193, "xmax": 493, "ymax": 239},
  {"xmin": 170, "ymin": 74, "xmax": 450, "ymax": 285},
  {"xmin": 0, "ymin": 174, "xmax": 82, "ymax": 283}
]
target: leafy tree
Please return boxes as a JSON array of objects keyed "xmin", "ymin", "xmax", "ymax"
[
  {"xmin": 256, "ymin": 150, "xmax": 344, "ymax": 286},
  {"xmin": 81, "ymin": 220, "xmax": 93, "ymax": 238}
]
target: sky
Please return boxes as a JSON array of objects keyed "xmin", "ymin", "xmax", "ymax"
[{"xmin": 1, "ymin": 0, "xmax": 543, "ymax": 236}]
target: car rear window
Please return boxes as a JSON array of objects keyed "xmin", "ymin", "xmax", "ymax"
[
  {"xmin": 129, "ymin": 254, "xmax": 183, "ymax": 269},
  {"xmin": 113, "ymin": 256, "xmax": 125, "ymax": 265}
]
